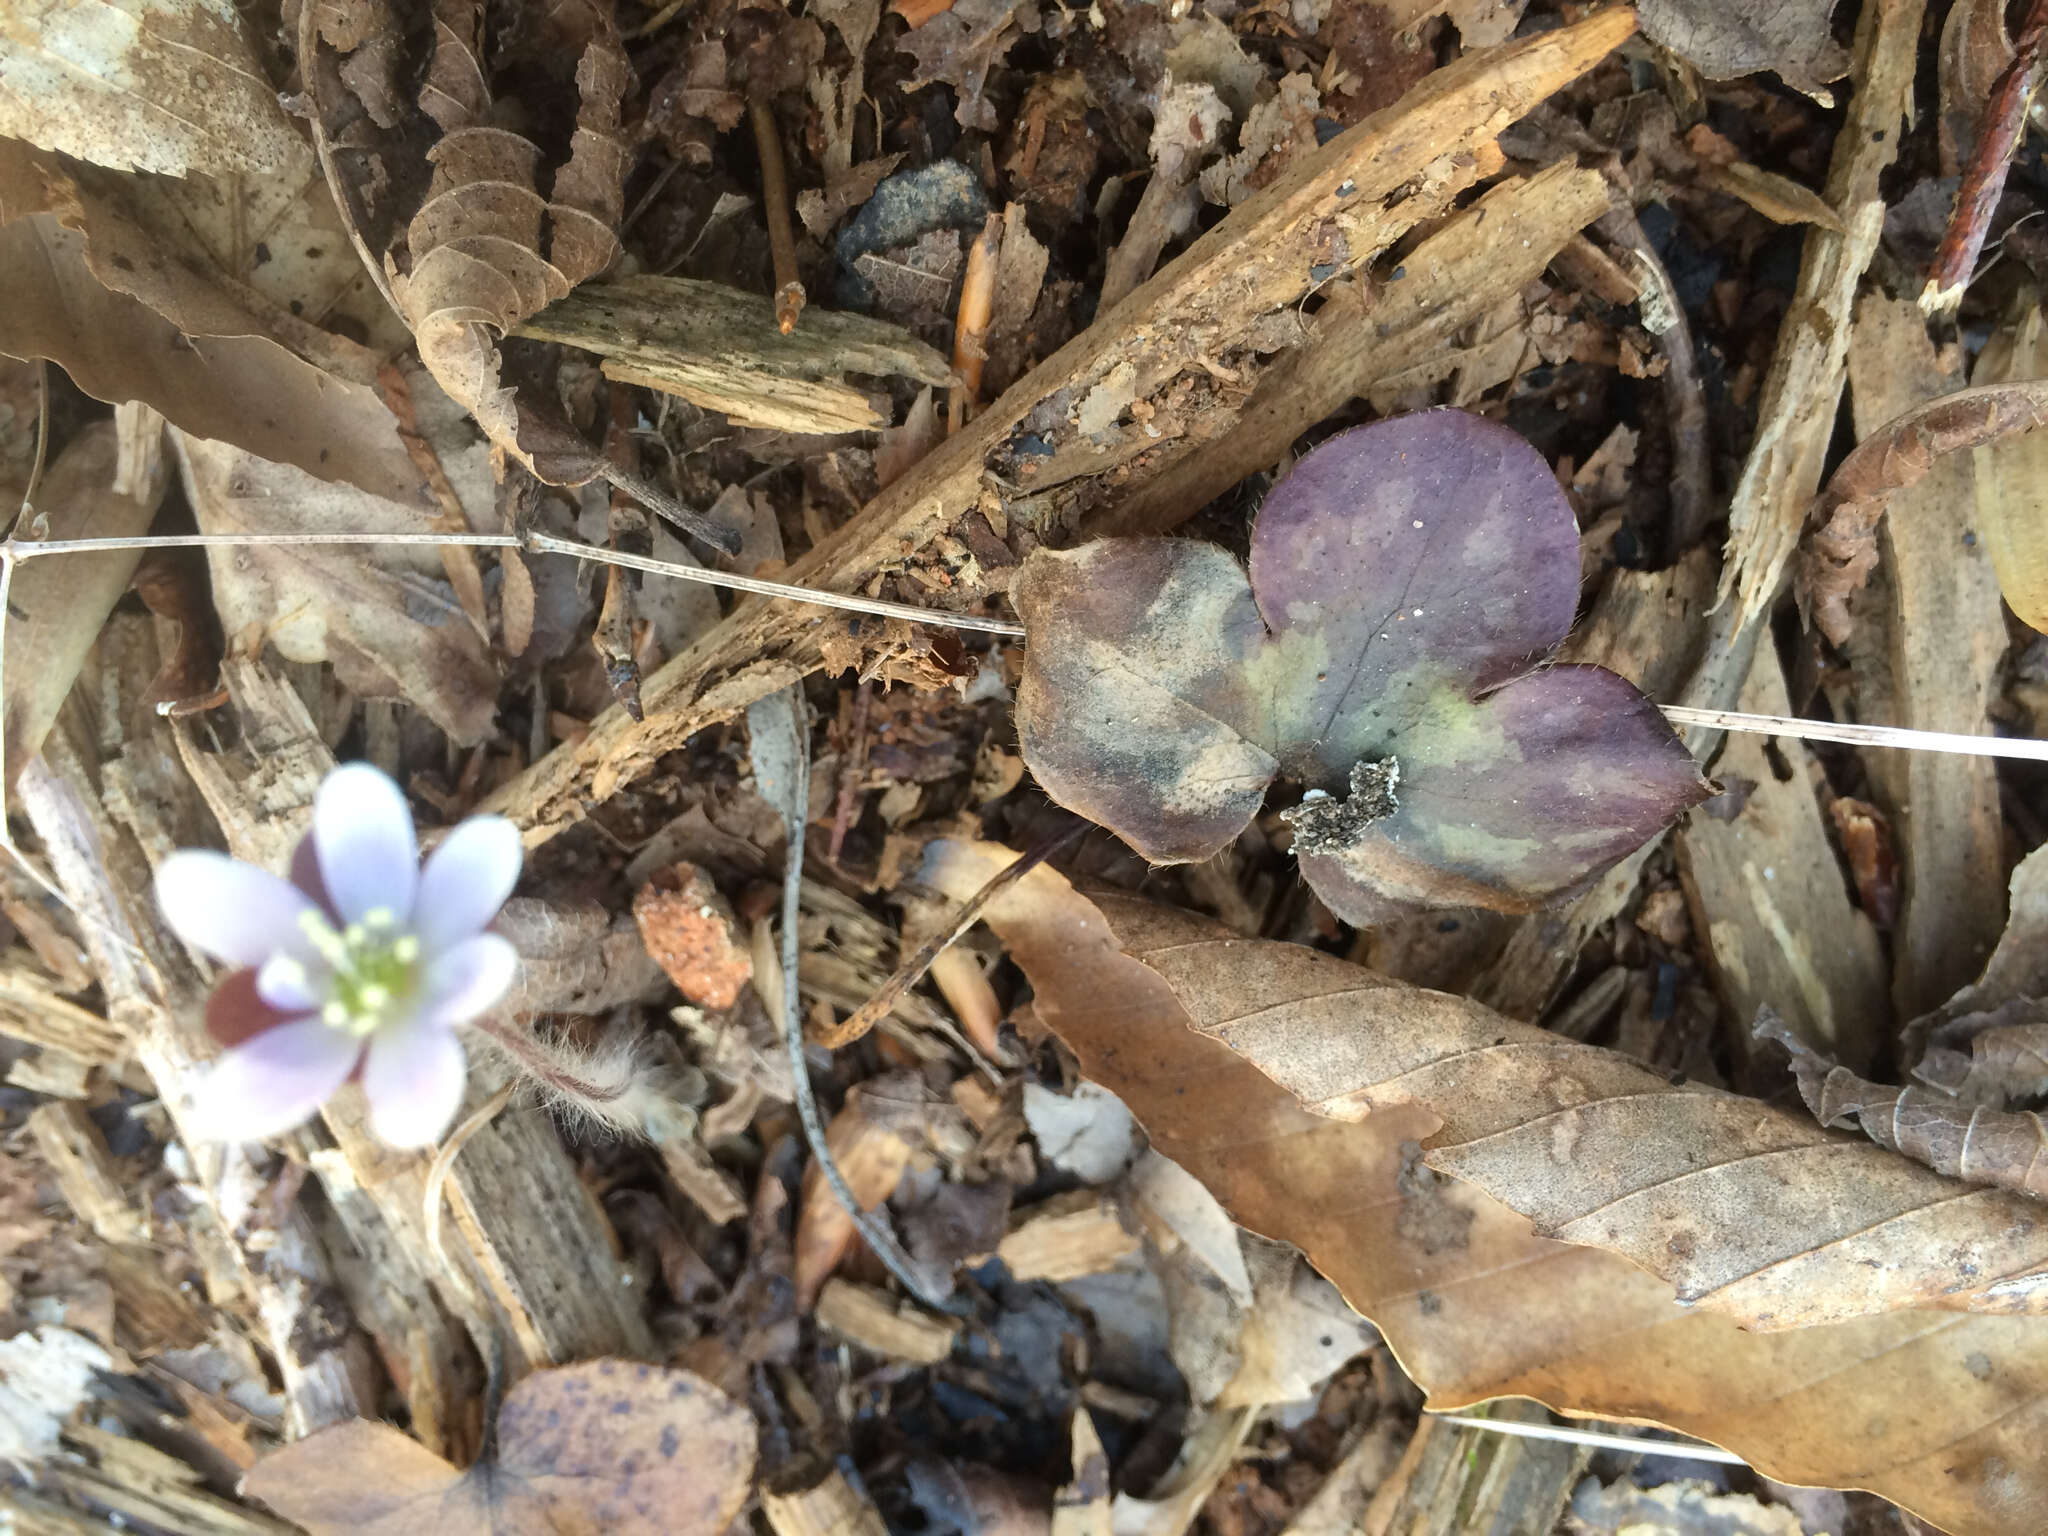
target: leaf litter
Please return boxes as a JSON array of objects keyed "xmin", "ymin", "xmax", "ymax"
[{"xmin": 13, "ymin": 1, "xmax": 2048, "ymax": 1535}]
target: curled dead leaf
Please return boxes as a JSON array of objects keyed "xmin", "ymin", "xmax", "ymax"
[
  {"xmin": 1798, "ymin": 376, "xmax": 2048, "ymax": 644},
  {"xmin": 1764, "ymin": 1011, "xmax": 2048, "ymax": 1204},
  {"xmin": 305, "ymin": 0, "xmax": 633, "ymax": 482}
]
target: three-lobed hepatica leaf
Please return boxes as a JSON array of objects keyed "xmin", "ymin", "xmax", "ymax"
[{"xmin": 1014, "ymin": 409, "xmax": 1713, "ymax": 923}]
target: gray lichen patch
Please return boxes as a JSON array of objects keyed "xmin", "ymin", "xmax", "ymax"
[{"xmin": 1282, "ymin": 756, "xmax": 1402, "ymax": 855}]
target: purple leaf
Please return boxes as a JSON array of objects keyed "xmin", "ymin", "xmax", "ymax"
[{"xmin": 1013, "ymin": 409, "xmax": 1712, "ymax": 919}]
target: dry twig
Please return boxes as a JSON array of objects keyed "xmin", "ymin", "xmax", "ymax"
[
  {"xmin": 752, "ymin": 99, "xmax": 806, "ymax": 334},
  {"xmin": 1922, "ymin": 0, "xmax": 2048, "ymax": 312}
]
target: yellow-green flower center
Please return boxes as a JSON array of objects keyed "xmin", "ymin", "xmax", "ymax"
[{"xmin": 294, "ymin": 907, "xmax": 420, "ymax": 1037}]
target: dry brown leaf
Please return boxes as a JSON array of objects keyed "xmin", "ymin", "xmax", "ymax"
[
  {"xmin": 1799, "ymin": 376, "xmax": 2048, "ymax": 643},
  {"xmin": 0, "ymin": 0, "xmax": 303, "ymax": 177},
  {"xmin": 497, "ymin": 898, "xmax": 668, "ymax": 1017},
  {"xmin": 898, "ymin": 0, "xmax": 1041, "ymax": 131},
  {"xmin": 1637, "ymin": 0, "xmax": 1849, "ymax": 101},
  {"xmin": 242, "ymin": 1359, "xmax": 755, "ymax": 1535},
  {"xmin": 1764, "ymin": 1013, "xmax": 2048, "ymax": 1203},
  {"xmin": 0, "ymin": 191, "xmax": 422, "ymax": 502},
  {"xmin": 1699, "ymin": 161, "xmax": 1845, "ymax": 231},
  {"xmin": 3, "ymin": 416, "xmax": 165, "ymax": 789},
  {"xmin": 924, "ymin": 842, "xmax": 2048, "ymax": 1534},
  {"xmin": 1125, "ymin": 923, "xmax": 2048, "ymax": 1328},
  {"xmin": 172, "ymin": 430, "xmax": 498, "ymax": 744},
  {"xmin": 793, "ymin": 1092, "xmax": 915, "ymax": 1307},
  {"xmin": 3, "ymin": 122, "xmax": 404, "ymax": 381}
]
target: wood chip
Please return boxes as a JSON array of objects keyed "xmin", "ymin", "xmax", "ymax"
[
  {"xmin": 814, "ymin": 1278, "xmax": 962, "ymax": 1363},
  {"xmin": 996, "ymin": 1189, "xmax": 1140, "ymax": 1282},
  {"xmin": 762, "ymin": 1465, "xmax": 890, "ymax": 1536},
  {"xmin": 27, "ymin": 1101, "xmax": 142, "ymax": 1245},
  {"xmin": 656, "ymin": 1134, "xmax": 750, "ymax": 1226},
  {"xmin": 1842, "ymin": 297, "xmax": 2006, "ymax": 1016}
]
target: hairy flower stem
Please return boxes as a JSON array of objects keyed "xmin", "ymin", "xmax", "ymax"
[{"xmin": 471, "ymin": 1016, "xmax": 628, "ymax": 1116}]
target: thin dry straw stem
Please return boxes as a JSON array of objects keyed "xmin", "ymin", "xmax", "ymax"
[
  {"xmin": 1659, "ymin": 704, "xmax": 2048, "ymax": 764},
  {"xmin": 8, "ymin": 528, "xmax": 2048, "ymax": 761},
  {"xmin": 1427, "ymin": 1412, "xmax": 1747, "ymax": 1467},
  {"xmin": 6, "ymin": 529, "xmax": 1030, "ymax": 637}
]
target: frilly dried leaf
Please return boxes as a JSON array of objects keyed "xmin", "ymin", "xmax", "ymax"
[
  {"xmin": 1918, "ymin": 999, "xmax": 2048, "ymax": 1105},
  {"xmin": 1765, "ymin": 1010, "xmax": 2048, "ymax": 1205},
  {"xmin": 381, "ymin": 0, "xmax": 631, "ymax": 478},
  {"xmin": 1014, "ymin": 411, "xmax": 1710, "ymax": 922}
]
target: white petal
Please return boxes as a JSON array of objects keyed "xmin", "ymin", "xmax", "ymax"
[
  {"xmin": 315, "ymin": 763, "xmax": 419, "ymax": 925},
  {"xmin": 154, "ymin": 851, "xmax": 319, "ymax": 969},
  {"xmin": 187, "ymin": 1020, "xmax": 359, "ymax": 1143},
  {"xmin": 255, "ymin": 954, "xmax": 323, "ymax": 1011},
  {"xmin": 419, "ymin": 934, "xmax": 519, "ymax": 1026},
  {"xmin": 413, "ymin": 817, "xmax": 523, "ymax": 953},
  {"xmin": 362, "ymin": 1022, "xmax": 467, "ymax": 1149}
]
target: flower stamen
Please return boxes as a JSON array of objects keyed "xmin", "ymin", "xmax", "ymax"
[{"xmin": 299, "ymin": 907, "xmax": 421, "ymax": 1037}]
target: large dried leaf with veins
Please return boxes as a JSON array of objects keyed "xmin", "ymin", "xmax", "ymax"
[
  {"xmin": 1015, "ymin": 410, "xmax": 1710, "ymax": 923},
  {"xmin": 1134, "ymin": 923, "xmax": 2048, "ymax": 1328},
  {"xmin": 0, "ymin": 0, "xmax": 303, "ymax": 177},
  {"xmin": 925, "ymin": 841, "xmax": 2048, "ymax": 1536}
]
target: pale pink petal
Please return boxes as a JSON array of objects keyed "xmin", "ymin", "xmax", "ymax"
[
  {"xmin": 154, "ymin": 851, "xmax": 320, "ymax": 969},
  {"xmin": 418, "ymin": 934, "xmax": 519, "ymax": 1026},
  {"xmin": 413, "ymin": 817, "xmax": 523, "ymax": 953},
  {"xmin": 362, "ymin": 1023, "xmax": 467, "ymax": 1149},
  {"xmin": 187, "ymin": 1020, "xmax": 360, "ymax": 1143},
  {"xmin": 255, "ymin": 954, "xmax": 323, "ymax": 1011},
  {"xmin": 314, "ymin": 763, "xmax": 419, "ymax": 925}
]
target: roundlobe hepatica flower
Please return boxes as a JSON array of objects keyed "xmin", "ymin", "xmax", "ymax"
[{"xmin": 154, "ymin": 764, "xmax": 523, "ymax": 1149}]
